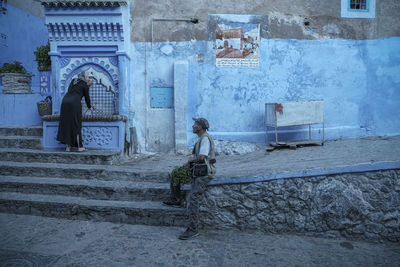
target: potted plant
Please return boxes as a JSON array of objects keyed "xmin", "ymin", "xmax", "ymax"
[
  {"xmin": 34, "ymin": 41, "xmax": 51, "ymax": 96},
  {"xmin": 0, "ymin": 61, "xmax": 33, "ymax": 94}
]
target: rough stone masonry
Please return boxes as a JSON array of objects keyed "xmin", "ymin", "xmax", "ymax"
[{"xmin": 199, "ymin": 170, "xmax": 400, "ymax": 242}]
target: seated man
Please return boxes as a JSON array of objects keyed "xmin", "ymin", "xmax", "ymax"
[{"xmin": 164, "ymin": 118, "xmax": 216, "ymax": 240}]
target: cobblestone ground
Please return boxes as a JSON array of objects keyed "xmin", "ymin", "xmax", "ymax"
[{"xmin": 0, "ymin": 214, "xmax": 399, "ymax": 267}]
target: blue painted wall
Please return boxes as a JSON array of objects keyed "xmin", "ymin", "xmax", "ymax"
[
  {"xmin": 0, "ymin": 5, "xmax": 49, "ymax": 126},
  {"xmin": 1, "ymin": 4, "xmax": 399, "ymax": 146},
  {"xmin": 133, "ymin": 37, "xmax": 400, "ymax": 145}
]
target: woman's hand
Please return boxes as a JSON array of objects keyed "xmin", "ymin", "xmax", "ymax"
[
  {"xmin": 86, "ymin": 76, "xmax": 93, "ymax": 86},
  {"xmin": 90, "ymin": 107, "xmax": 95, "ymax": 112}
]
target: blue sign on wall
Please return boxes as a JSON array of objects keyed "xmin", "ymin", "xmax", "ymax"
[{"xmin": 150, "ymin": 87, "xmax": 174, "ymax": 108}]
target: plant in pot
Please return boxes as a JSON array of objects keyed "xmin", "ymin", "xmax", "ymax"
[
  {"xmin": 0, "ymin": 61, "xmax": 33, "ymax": 94},
  {"xmin": 34, "ymin": 41, "xmax": 51, "ymax": 96}
]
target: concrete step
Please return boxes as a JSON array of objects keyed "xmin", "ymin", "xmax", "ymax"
[
  {"xmin": 0, "ymin": 126, "xmax": 42, "ymax": 137},
  {"xmin": 0, "ymin": 161, "xmax": 169, "ymax": 182},
  {"xmin": 0, "ymin": 176, "xmax": 183, "ymax": 201},
  {"xmin": 0, "ymin": 148, "xmax": 122, "ymax": 165},
  {"xmin": 0, "ymin": 136, "xmax": 42, "ymax": 149},
  {"xmin": 0, "ymin": 192, "xmax": 187, "ymax": 226}
]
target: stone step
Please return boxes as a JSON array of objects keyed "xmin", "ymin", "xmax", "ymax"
[
  {"xmin": 0, "ymin": 161, "xmax": 169, "ymax": 182},
  {"xmin": 0, "ymin": 176, "xmax": 183, "ymax": 201},
  {"xmin": 0, "ymin": 192, "xmax": 187, "ymax": 227},
  {"xmin": 0, "ymin": 148, "xmax": 122, "ymax": 165},
  {"xmin": 0, "ymin": 126, "xmax": 43, "ymax": 137},
  {"xmin": 0, "ymin": 136, "xmax": 42, "ymax": 149}
]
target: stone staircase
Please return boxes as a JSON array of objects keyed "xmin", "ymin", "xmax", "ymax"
[{"xmin": 0, "ymin": 126, "xmax": 186, "ymax": 226}]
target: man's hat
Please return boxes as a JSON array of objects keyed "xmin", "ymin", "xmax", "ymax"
[{"xmin": 192, "ymin": 117, "xmax": 209, "ymax": 130}]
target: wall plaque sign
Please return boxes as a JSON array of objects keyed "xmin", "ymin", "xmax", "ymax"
[{"xmin": 150, "ymin": 87, "xmax": 174, "ymax": 108}]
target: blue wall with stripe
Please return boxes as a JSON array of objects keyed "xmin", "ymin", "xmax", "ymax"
[
  {"xmin": 1, "ymin": 4, "xmax": 399, "ymax": 146},
  {"xmin": 136, "ymin": 37, "xmax": 400, "ymax": 145}
]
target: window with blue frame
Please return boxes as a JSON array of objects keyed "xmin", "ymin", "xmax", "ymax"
[
  {"xmin": 349, "ymin": 0, "xmax": 369, "ymax": 12},
  {"xmin": 341, "ymin": 0, "xmax": 375, "ymax": 18}
]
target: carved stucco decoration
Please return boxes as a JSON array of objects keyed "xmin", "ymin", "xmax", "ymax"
[
  {"xmin": 60, "ymin": 57, "xmax": 118, "ymax": 94},
  {"xmin": 82, "ymin": 127, "xmax": 113, "ymax": 146},
  {"xmin": 52, "ymin": 127, "xmax": 113, "ymax": 146}
]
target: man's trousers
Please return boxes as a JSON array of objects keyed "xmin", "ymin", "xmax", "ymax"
[{"xmin": 186, "ymin": 175, "xmax": 212, "ymax": 229}]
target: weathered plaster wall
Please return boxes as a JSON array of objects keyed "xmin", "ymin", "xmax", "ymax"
[
  {"xmin": 130, "ymin": 37, "xmax": 400, "ymax": 147},
  {"xmin": 130, "ymin": 0, "xmax": 400, "ymax": 42},
  {"xmin": 0, "ymin": 3, "xmax": 48, "ymax": 126},
  {"xmin": 8, "ymin": 0, "xmax": 45, "ymax": 18},
  {"xmin": 130, "ymin": 42, "xmax": 201, "ymax": 152},
  {"xmin": 128, "ymin": 0, "xmax": 400, "ymax": 151}
]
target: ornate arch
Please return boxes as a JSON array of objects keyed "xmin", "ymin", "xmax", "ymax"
[{"xmin": 60, "ymin": 57, "xmax": 119, "ymax": 95}]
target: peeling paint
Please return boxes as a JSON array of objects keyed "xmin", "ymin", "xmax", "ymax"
[
  {"xmin": 160, "ymin": 44, "xmax": 174, "ymax": 55},
  {"xmin": 269, "ymin": 12, "xmax": 326, "ymax": 40},
  {"xmin": 323, "ymin": 23, "xmax": 341, "ymax": 35}
]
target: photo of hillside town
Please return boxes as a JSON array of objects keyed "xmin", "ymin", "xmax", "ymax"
[{"xmin": 215, "ymin": 22, "xmax": 260, "ymax": 67}]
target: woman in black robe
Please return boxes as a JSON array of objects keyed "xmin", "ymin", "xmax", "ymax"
[{"xmin": 57, "ymin": 71, "xmax": 94, "ymax": 152}]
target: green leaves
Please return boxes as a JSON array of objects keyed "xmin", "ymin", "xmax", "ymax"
[
  {"xmin": 170, "ymin": 165, "xmax": 191, "ymax": 186},
  {"xmin": 34, "ymin": 42, "xmax": 51, "ymax": 71},
  {"xmin": 0, "ymin": 61, "xmax": 31, "ymax": 75}
]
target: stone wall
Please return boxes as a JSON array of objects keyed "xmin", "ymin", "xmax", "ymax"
[
  {"xmin": 8, "ymin": 0, "xmax": 44, "ymax": 18},
  {"xmin": 200, "ymin": 169, "xmax": 400, "ymax": 242},
  {"xmin": 131, "ymin": 0, "xmax": 400, "ymax": 42}
]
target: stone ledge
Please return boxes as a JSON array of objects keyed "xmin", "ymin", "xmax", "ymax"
[{"xmin": 210, "ymin": 161, "xmax": 400, "ymax": 185}]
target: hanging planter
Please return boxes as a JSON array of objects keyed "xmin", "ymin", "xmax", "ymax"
[{"xmin": 0, "ymin": 61, "xmax": 33, "ymax": 94}]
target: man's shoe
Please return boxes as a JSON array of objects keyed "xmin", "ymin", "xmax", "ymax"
[
  {"xmin": 163, "ymin": 198, "xmax": 181, "ymax": 207},
  {"xmin": 178, "ymin": 227, "xmax": 199, "ymax": 240}
]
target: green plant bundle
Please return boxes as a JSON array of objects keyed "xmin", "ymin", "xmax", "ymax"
[
  {"xmin": 34, "ymin": 42, "xmax": 51, "ymax": 71},
  {"xmin": 0, "ymin": 61, "xmax": 31, "ymax": 74},
  {"xmin": 170, "ymin": 165, "xmax": 191, "ymax": 186}
]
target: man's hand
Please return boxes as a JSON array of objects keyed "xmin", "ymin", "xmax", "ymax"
[{"xmin": 186, "ymin": 155, "xmax": 206, "ymax": 166}]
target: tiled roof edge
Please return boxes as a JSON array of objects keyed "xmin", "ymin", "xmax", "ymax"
[{"xmin": 41, "ymin": 1, "xmax": 128, "ymax": 8}]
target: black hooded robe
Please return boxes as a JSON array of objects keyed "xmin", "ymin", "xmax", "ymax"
[{"xmin": 56, "ymin": 80, "xmax": 92, "ymax": 147}]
